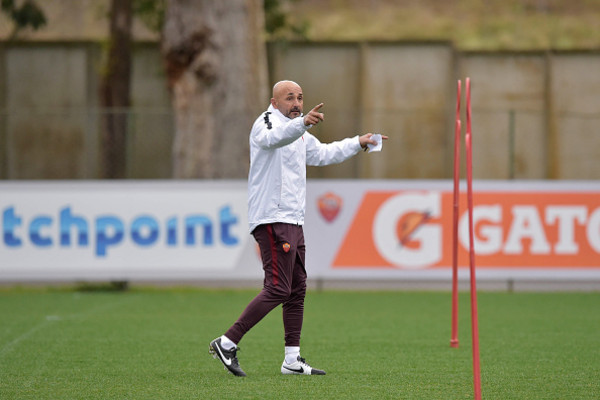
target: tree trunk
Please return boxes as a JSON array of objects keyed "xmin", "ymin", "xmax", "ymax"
[
  {"xmin": 162, "ymin": 0, "xmax": 268, "ymax": 178},
  {"xmin": 100, "ymin": 0, "xmax": 132, "ymax": 179}
]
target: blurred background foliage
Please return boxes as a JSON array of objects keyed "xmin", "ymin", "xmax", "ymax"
[{"xmin": 2, "ymin": 0, "xmax": 600, "ymax": 50}]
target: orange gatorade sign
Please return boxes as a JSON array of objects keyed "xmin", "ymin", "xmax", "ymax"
[{"xmin": 333, "ymin": 191, "xmax": 600, "ymax": 269}]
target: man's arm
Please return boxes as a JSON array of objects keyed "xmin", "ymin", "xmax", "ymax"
[
  {"xmin": 251, "ymin": 117, "xmax": 305, "ymax": 150},
  {"xmin": 304, "ymin": 133, "xmax": 361, "ymax": 166},
  {"xmin": 305, "ymin": 133, "xmax": 389, "ymax": 166},
  {"xmin": 252, "ymin": 103, "xmax": 325, "ymax": 150}
]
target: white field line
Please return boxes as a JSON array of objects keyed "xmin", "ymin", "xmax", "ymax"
[
  {"xmin": 0, "ymin": 319, "xmax": 53, "ymax": 358},
  {"xmin": 0, "ymin": 296, "xmax": 134, "ymax": 359}
]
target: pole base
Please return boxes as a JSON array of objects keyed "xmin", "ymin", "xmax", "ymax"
[{"xmin": 450, "ymin": 339, "xmax": 459, "ymax": 348}]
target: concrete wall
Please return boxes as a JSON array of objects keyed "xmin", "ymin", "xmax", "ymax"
[
  {"xmin": 129, "ymin": 45, "xmax": 173, "ymax": 179},
  {"xmin": 550, "ymin": 53, "xmax": 600, "ymax": 179},
  {"xmin": 358, "ymin": 43, "xmax": 454, "ymax": 179},
  {"xmin": 0, "ymin": 42, "xmax": 173, "ymax": 180},
  {"xmin": 1, "ymin": 41, "xmax": 599, "ymax": 180},
  {"xmin": 458, "ymin": 52, "xmax": 549, "ymax": 179},
  {"xmin": 270, "ymin": 43, "xmax": 600, "ymax": 180},
  {"xmin": 4, "ymin": 44, "xmax": 92, "ymax": 179},
  {"xmin": 269, "ymin": 42, "xmax": 455, "ymax": 179}
]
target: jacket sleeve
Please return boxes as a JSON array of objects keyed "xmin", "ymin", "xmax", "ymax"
[
  {"xmin": 304, "ymin": 132, "xmax": 362, "ymax": 166},
  {"xmin": 251, "ymin": 113, "xmax": 309, "ymax": 150}
]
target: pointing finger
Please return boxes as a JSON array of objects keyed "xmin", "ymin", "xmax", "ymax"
[{"xmin": 311, "ymin": 103, "xmax": 324, "ymax": 112}]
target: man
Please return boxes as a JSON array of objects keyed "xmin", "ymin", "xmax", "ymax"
[{"xmin": 209, "ymin": 80, "xmax": 387, "ymax": 377}]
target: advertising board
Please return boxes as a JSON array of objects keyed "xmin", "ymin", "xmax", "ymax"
[{"xmin": 2, "ymin": 180, "xmax": 599, "ymax": 284}]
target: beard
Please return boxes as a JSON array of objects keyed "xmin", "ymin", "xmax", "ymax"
[{"xmin": 285, "ymin": 106, "xmax": 302, "ymax": 118}]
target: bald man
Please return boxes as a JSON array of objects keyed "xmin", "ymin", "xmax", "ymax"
[{"xmin": 210, "ymin": 80, "xmax": 387, "ymax": 377}]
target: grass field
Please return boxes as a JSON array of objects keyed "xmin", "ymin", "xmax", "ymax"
[{"xmin": 1, "ymin": 287, "xmax": 599, "ymax": 399}]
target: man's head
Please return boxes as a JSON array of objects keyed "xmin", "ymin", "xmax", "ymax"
[{"xmin": 271, "ymin": 80, "xmax": 303, "ymax": 119}]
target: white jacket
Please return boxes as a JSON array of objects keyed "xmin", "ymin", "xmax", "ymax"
[{"xmin": 248, "ymin": 104, "xmax": 362, "ymax": 233}]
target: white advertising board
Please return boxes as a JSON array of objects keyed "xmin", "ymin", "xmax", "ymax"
[
  {"xmin": 0, "ymin": 181, "xmax": 261, "ymax": 280},
  {"xmin": 2, "ymin": 180, "xmax": 600, "ymax": 284},
  {"xmin": 304, "ymin": 180, "xmax": 600, "ymax": 283}
]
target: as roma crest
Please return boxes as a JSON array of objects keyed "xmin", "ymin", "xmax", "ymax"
[{"xmin": 317, "ymin": 192, "xmax": 343, "ymax": 223}]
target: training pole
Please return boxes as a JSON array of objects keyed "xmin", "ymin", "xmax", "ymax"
[
  {"xmin": 450, "ymin": 80, "xmax": 461, "ymax": 349},
  {"xmin": 465, "ymin": 77, "xmax": 482, "ymax": 400}
]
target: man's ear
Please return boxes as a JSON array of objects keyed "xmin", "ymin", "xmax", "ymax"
[{"xmin": 270, "ymin": 98, "xmax": 277, "ymax": 109}]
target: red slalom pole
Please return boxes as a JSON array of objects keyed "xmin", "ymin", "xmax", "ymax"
[
  {"xmin": 450, "ymin": 80, "xmax": 461, "ymax": 349},
  {"xmin": 465, "ymin": 77, "xmax": 482, "ymax": 400}
]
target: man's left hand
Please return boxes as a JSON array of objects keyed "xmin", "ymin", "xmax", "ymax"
[{"xmin": 359, "ymin": 133, "xmax": 388, "ymax": 150}]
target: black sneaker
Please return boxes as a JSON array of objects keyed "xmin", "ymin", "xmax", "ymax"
[
  {"xmin": 281, "ymin": 355, "xmax": 326, "ymax": 375},
  {"xmin": 209, "ymin": 337, "xmax": 247, "ymax": 377}
]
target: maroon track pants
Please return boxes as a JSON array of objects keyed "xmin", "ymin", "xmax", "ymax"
[{"xmin": 224, "ymin": 223, "xmax": 307, "ymax": 347}]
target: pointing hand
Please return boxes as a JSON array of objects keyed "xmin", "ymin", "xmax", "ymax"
[{"xmin": 304, "ymin": 103, "xmax": 325, "ymax": 126}]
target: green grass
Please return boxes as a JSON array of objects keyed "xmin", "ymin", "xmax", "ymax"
[{"xmin": 1, "ymin": 287, "xmax": 599, "ymax": 399}]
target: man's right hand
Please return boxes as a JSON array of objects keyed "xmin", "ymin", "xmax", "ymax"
[{"xmin": 304, "ymin": 103, "xmax": 325, "ymax": 126}]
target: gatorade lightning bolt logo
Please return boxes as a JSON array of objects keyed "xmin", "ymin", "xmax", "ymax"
[
  {"xmin": 317, "ymin": 192, "xmax": 342, "ymax": 223},
  {"xmin": 397, "ymin": 211, "xmax": 431, "ymax": 246},
  {"xmin": 334, "ymin": 192, "xmax": 443, "ymax": 269},
  {"xmin": 282, "ymin": 243, "xmax": 291, "ymax": 252}
]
